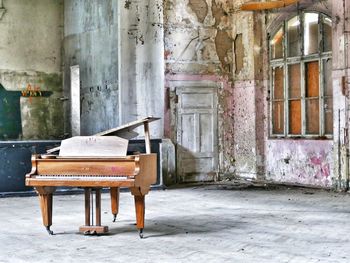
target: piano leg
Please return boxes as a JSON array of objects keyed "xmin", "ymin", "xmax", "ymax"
[
  {"xmin": 110, "ymin": 187, "xmax": 120, "ymax": 222},
  {"xmin": 84, "ymin": 188, "xmax": 91, "ymax": 229},
  {"xmin": 134, "ymin": 194, "xmax": 145, "ymax": 238},
  {"xmin": 35, "ymin": 186, "xmax": 56, "ymax": 235}
]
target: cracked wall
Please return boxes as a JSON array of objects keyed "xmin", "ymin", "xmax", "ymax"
[
  {"xmin": 0, "ymin": 0, "xmax": 64, "ymax": 140},
  {"xmin": 63, "ymin": 0, "xmax": 119, "ymax": 136},
  {"xmin": 164, "ymin": 0, "xmax": 236, "ymax": 176},
  {"xmin": 119, "ymin": 0, "xmax": 165, "ymax": 138},
  {"xmin": 262, "ymin": 1, "xmax": 338, "ymax": 187}
]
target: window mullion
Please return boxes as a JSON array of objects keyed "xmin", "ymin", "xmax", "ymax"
[
  {"xmin": 301, "ymin": 61, "xmax": 306, "ymax": 136},
  {"xmin": 320, "ymin": 58, "xmax": 325, "ymax": 136},
  {"xmin": 270, "ymin": 66, "xmax": 275, "ymax": 136},
  {"xmin": 284, "ymin": 22, "xmax": 288, "ymax": 136},
  {"xmin": 285, "ymin": 63, "xmax": 288, "ymax": 136},
  {"xmin": 300, "ymin": 11, "xmax": 306, "ymax": 136},
  {"xmin": 319, "ymin": 15, "xmax": 325, "ymax": 136}
]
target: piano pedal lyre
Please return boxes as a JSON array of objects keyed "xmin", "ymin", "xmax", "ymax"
[{"xmin": 79, "ymin": 188, "xmax": 109, "ymax": 235}]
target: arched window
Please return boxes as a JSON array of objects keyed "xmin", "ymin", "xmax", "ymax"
[{"xmin": 270, "ymin": 12, "xmax": 332, "ymax": 137}]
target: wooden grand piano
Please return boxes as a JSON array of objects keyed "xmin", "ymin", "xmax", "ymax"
[{"xmin": 25, "ymin": 117, "xmax": 159, "ymax": 238}]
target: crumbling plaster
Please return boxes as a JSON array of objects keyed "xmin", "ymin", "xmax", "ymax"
[
  {"xmin": 163, "ymin": 0, "xmax": 348, "ymax": 189},
  {"xmin": 0, "ymin": 0, "xmax": 64, "ymax": 140},
  {"xmin": 164, "ymin": 0, "xmax": 238, "ymax": 177},
  {"xmin": 119, "ymin": 0, "xmax": 165, "ymax": 138},
  {"xmin": 261, "ymin": 1, "xmax": 344, "ymax": 188},
  {"xmin": 63, "ymin": 0, "xmax": 119, "ymax": 136}
]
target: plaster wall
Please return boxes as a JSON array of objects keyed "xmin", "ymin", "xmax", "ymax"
[
  {"xmin": 119, "ymin": 0, "xmax": 165, "ymax": 138},
  {"xmin": 233, "ymin": 81, "xmax": 257, "ymax": 178},
  {"xmin": 256, "ymin": 0, "xmax": 341, "ymax": 188},
  {"xmin": 266, "ymin": 140, "xmax": 333, "ymax": 188},
  {"xmin": 0, "ymin": 0, "xmax": 64, "ymax": 140},
  {"xmin": 331, "ymin": 0, "xmax": 350, "ymax": 190},
  {"xmin": 63, "ymin": 0, "xmax": 119, "ymax": 136},
  {"xmin": 164, "ymin": 0, "xmax": 236, "ymax": 177}
]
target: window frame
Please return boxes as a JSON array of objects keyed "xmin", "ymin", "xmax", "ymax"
[{"xmin": 269, "ymin": 11, "xmax": 333, "ymax": 139}]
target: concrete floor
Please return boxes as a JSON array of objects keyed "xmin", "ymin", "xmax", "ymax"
[{"xmin": 1, "ymin": 185, "xmax": 350, "ymax": 263}]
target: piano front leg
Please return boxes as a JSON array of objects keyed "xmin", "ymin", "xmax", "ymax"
[
  {"xmin": 110, "ymin": 187, "xmax": 120, "ymax": 222},
  {"xmin": 35, "ymin": 186, "xmax": 56, "ymax": 235},
  {"xmin": 130, "ymin": 187, "xmax": 145, "ymax": 238},
  {"xmin": 134, "ymin": 194, "xmax": 145, "ymax": 238}
]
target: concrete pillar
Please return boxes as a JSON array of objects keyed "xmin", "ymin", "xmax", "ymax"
[{"xmin": 332, "ymin": 0, "xmax": 350, "ymax": 190}]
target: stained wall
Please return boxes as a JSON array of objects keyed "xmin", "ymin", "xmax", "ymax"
[
  {"xmin": 0, "ymin": 0, "xmax": 64, "ymax": 140},
  {"xmin": 119, "ymin": 0, "xmax": 165, "ymax": 138},
  {"xmin": 164, "ymin": 0, "xmax": 236, "ymax": 176},
  {"xmin": 63, "ymin": 0, "xmax": 119, "ymax": 136},
  {"xmin": 162, "ymin": 0, "xmax": 347, "ymax": 189}
]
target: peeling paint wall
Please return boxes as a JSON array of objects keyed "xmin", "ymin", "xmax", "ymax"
[
  {"xmin": 331, "ymin": 0, "xmax": 350, "ymax": 190},
  {"xmin": 0, "ymin": 0, "xmax": 64, "ymax": 140},
  {"xmin": 163, "ymin": 0, "xmax": 343, "ymax": 187},
  {"xmin": 119, "ymin": 0, "xmax": 165, "ymax": 138},
  {"xmin": 164, "ymin": 0, "xmax": 236, "ymax": 178},
  {"xmin": 266, "ymin": 140, "xmax": 333, "ymax": 187},
  {"xmin": 262, "ymin": 1, "xmax": 336, "ymax": 188},
  {"xmin": 63, "ymin": 0, "xmax": 119, "ymax": 136}
]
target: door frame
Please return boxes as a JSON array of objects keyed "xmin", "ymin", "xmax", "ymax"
[{"xmin": 168, "ymin": 80, "xmax": 221, "ymax": 182}]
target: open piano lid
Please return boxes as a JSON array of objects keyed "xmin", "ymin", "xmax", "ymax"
[{"xmin": 47, "ymin": 116, "xmax": 160, "ymax": 154}]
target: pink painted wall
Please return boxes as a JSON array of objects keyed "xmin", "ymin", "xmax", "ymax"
[
  {"xmin": 266, "ymin": 140, "xmax": 334, "ymax": 188},
  {"xmin": 233, "ymin": 80, "xmax": 258, "ymax": 178}
]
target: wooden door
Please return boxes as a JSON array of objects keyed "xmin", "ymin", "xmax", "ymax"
[{"xmin": 176, "ymin": 86, "xmax": 218, "ymax": 182}]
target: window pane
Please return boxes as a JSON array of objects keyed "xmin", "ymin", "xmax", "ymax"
[
  {"xmin": 288, "ymin": 64, "xmax": 301, "ymax": 98},
  {"xmin": 323, "ymin": 58, "xmax": 332, "ymax": 96},
  {"xmin": 270, "ymin": 27, "xmax": 283, "ymax": 59},
  {"xmin": 323, "ymin": 17, "xmax": 332, "ymax": 52},
  {"xmin": 304, "ymin": 13, "xmax": 319, "ymax": 55},
  {"xmin": 306, "ymin": 99, "xmax": 319, "ymax": 134},
  {"xmin": 305, "ymin": 61, "xmax": 319, "ymax": 97},
  {"xmin": 324, "ymin": 98, "xmax": 333, "ymax": 134},
  {"xmin": 287, "ymin": 16, "xmax": 300, "ymax": 57},
  {"xmin": 289, "ymin": 100, "xmax": 301, "ymax": 134},
  {"xmin": 273, "ymin": 67, "xmax": 284, "ymax": 99},
  {"xmin": 272, "ymin": 101, "xmax": 284, "ymax": 134}
]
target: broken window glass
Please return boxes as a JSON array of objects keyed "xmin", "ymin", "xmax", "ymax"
[
  {"xmin": 272, "ymin": 101, "xmax": 284, "ymax": 134},
  {"xmin": 270, "ymin": 12, "xmax": 332, "ymax": 138},
  {"xmin": 304, "ymin": 13, "xmax": 319, "ymax": 55},
  {"xmin": 287, "ymin": 16, "xmax": 300, "ymax": 57},
  {"xmin": 270, "ymin": 27, "xmax": 284, "ymax": 59},
  {"xmin": 273, "ymin": 66, "xmax": 284, "ymax": 99}
]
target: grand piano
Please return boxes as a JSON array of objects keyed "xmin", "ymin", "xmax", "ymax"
[{"xmin": 25, "ymin": 117, "xmax": 159, "ymax": 238}]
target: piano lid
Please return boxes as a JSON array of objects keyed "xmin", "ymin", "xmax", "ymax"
[
  {"xmin": 94, "ymin": 116, "xmax": 160, "ymax": 137},
  {"xmin": 47, "ymin": 116, "xmax": 160, "ymax": 154}
]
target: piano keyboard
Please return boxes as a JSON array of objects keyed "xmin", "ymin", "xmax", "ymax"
[{"xmin": 34, "ymin": 175, "xmax": 131, "ymax": 181}]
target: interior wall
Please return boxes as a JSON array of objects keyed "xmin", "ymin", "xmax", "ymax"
[
  {"xmin": 63, "ymin": 0, "xmax": 119, "ymax": 136},
  {"xmin": 262, "ymin": 1, "xmax": 336, "ymax": 188},
  {"xmin": 164, "ymin": 0, "xmax": 235, "ymax": 177},
  {"xmin": 163, "ymin": 0, "xmax": 340, "ymax": 187},
  {"xmin": 0, "ymin": 0, "xmax": 64, "ymax": 140},
  {"xmin": 119, "ymin": 0, "xmax": 165, "ymax": 138}
]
